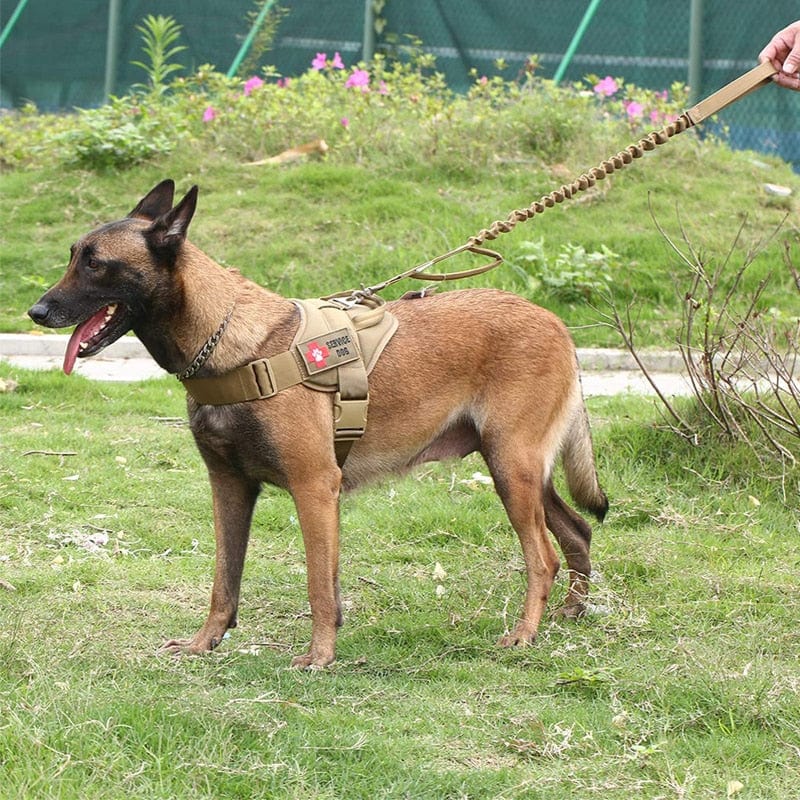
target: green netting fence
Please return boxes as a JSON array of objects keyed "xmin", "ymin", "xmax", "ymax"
[{"xmin": 1, "ymin": 0, "xmax": 798, "ymax": 169}]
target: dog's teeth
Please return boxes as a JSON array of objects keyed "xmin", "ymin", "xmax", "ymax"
[
  {"xmin": 107, "ymin": 304, "xmax": 117, "ymax": 314},
  {"xmin": 79, "ymin": 342, "xmax": 88, "ymax": 351}
]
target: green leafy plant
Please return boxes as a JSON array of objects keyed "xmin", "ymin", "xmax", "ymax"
[
  {"xmin": 513, "ymin": 237, "xmax": 617, "ymax": 302},
  {"xmin": 131, "ymin": 14, "xmax": 187, "ymax": 95},
  {"xmin": 53, "ymin": 100, "xmax": 174, "ymax": 169}
]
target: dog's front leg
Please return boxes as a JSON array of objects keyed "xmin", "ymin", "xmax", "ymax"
[
  {"xmin": 289, "ymin": 469, "xmax": 343, "ymax": 669},
  {"xmin": 162, "ymin": 470, "xmax": 259, "ymax": 654}
]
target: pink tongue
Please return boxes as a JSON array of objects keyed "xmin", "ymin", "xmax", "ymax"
[{"xmin": 63, "ymin": 307, "xmax": 111, "ymax": 375}]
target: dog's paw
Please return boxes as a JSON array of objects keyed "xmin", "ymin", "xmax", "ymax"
[
  {"xmin": 159, "ymin": 635, "xmax": 219, "ymax": 655},
  {"xmin": 551, "ymin": 602, "xmax": 587, "ymax": 620},
  {"xmin": 290, "ymin": 650, "xmax": 335, "ymax": 670},
  {"xmin": 497, "ymin": 624, "xmax": 538, "ymax": 648}
]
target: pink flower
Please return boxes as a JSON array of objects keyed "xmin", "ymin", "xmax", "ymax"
[
  {"xmin": 202, "ymin": 105, "xmax": 216, "ymax": 122},
  {"xmin": 650, "ymin": 109, "xmax": 661, "ymax": 124},
  {"xmin": 311, "ymin": 52, "xmax": 327, "ymax": 70},
  {"xmin": 345, "ymin": 68, "xmax": 370, "ymax": 90},
  {"xmin": 593, "ymin": 76, "xmax": 618, "ymax": 97},
  {"xmin": 625, "ymin": 100, "xmax": 644, "ymax": 119},
  {"xmin": 277, "ymin": 77, "xmax": 291, "ymax": 88},
  {"xmin": 331, "ymin": 51, "xmax": 345, "ymax": 69},
  {"xmin": 378, "ymin": 80, "xmax": 389, "ymax": 95},
  {"xmin": 340, "ymin": 117, "xmax": 350, "ymax": 128},
  {"xmin": 243, "ymin": 76, "xmax": 264, "ymax": 96}
]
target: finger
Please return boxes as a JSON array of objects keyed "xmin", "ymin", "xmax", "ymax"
[
  {"xmin": 774, "ymin": 71, "xmax": 800, "ymax": 90},
  {"xmin": 783, "ymin": 44, "xmax": 800, "ymax": 74},
  {"xmin": 758, "ymin": 47, "xmax": 777, "ymax": 64}
]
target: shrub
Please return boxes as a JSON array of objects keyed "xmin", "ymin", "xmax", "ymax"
[
  {"xmin": 53, "ymin": 101, "xmax": 176, "ymax": 170},
  {"xmin": 608, "ymin": 221, "xmax": 800, "ymax": 469}
]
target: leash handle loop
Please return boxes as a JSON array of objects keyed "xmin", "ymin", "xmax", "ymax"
[
  {"xmin": 325, "ymin": 244, "xmax": 503, "ymax": 303},
  {"xmin": 409, "ymin": 244, "xmax": 504, "ymax": 282},
  {"xmin": 686, "ymin": 60, "xmax": 777, "ymax": 125}
]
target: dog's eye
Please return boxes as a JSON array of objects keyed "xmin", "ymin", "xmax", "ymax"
[{"xmin": 86, "ymin": 258, "xmax": 100, "ymax": 271}]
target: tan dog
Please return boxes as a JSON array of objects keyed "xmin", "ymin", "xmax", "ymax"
[{"xmin": 28, "ymin": 180, "xmax": 608, "ymax": 668}]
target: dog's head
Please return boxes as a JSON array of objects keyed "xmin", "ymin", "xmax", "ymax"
[{"xmin": 28, "ymin": 180, "xmax": 198, "ymax": 374}]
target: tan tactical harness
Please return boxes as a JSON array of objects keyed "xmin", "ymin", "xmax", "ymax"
[{"xmin": 182, "ymin": 296, "xmax": 398, "ymax": 465}]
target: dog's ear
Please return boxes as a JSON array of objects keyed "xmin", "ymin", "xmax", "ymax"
[
  {"xmin": 129, "ymin": 179, "xmax": 176, "ymax": 220},
  {"xmin": 144, "ymin": 185, "xmax": 198, "ymax": 258}
]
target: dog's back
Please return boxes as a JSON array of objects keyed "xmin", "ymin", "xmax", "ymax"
[{"xmin": 344, "ymin": 288, "xmax": 604, "ymax": 511}]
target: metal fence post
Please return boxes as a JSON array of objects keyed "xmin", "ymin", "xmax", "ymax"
[
  {"xmin": 227, "ymin": 0, "xmax": 277, "ymax": 78},
  {"xmin": 0, "ymin": 0, "xmax": 31, "ymax": 51},
  {"xmin": 103, "ymin": 0, "xmax": 121, "ymax": 101},
  {"xmin": 688, "ymin": 0, "xmax": 704, "ymax": 105},
  {"xmin": 553, "ymin": 0, "xmax": 604, "ymax": 84},
  {"xmin": 362, "ymin": 0, "xmax": 375, "ymax": 63}
]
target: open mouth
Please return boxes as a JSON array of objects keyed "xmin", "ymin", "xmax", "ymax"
[{"xmin": 63, "ymin": 303, "xmax": 132, "ymax": 375}]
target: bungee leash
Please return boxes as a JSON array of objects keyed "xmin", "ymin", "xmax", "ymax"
[{"xmin": 328, "ymin": 60, "xmax": 779, "ymax": 305}]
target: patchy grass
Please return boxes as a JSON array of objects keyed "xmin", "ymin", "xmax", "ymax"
[{"xmin": 1, "ymin": 364, "xmax": 798, "ymax": 798}]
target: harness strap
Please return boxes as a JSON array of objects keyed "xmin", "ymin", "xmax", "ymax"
[
  {"xmin": 181, "ymin": 349, "xmax": 304, "ymax": 405},
  {"xmin": 311, "ymin": 301, "xmax": 370, "ymax": 467},
  {"xmin": 182, "ymin": 332, "xmax": 368, "ymax": 468}
]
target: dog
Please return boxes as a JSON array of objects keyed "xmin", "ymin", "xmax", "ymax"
[{"xmin": 28, "ymin": 179, "xmax": 608, "ymax": 668}]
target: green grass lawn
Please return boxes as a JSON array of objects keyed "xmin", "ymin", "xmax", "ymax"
[{"xmin": 1, "ymin": 365, "xmax": 798, "ymax": 798}]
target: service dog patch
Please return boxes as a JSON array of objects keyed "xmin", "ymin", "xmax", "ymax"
[{"xmin": 297, "ymin": 328, "xmax": 360, "ymax": 375}]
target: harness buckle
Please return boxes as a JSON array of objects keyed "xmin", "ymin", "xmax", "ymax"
[
  {"xmin": 249, "ymin": 359, "xmax": 276, "ymax": 398},
  {"xmin": 333, "ymin": 392, "xmax": 369, "ymax": 441}
]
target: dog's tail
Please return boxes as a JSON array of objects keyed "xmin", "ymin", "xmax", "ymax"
[{"xmin": 560, "ymin": 380, "xmax": 608, "ymax": 521}]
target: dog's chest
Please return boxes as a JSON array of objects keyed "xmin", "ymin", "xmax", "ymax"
[{"xmin": 189, "ymin": 403, "xmax": 287, "ymax": 486}]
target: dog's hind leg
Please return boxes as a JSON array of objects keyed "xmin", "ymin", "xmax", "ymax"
[
  {"xmin": 543, "ymin": 479, "xmax": 592, "ymax": 619},
  {"xmin": 289, "ymin": 468, "xmax": 343, "ymax": 669},
  {"xmin": 162, "ymin": 470, "xmax": 260, "ymax": 654},
  {"xmin": 485, "ymin": 447, "xmax": 560, "ymax": 646}
]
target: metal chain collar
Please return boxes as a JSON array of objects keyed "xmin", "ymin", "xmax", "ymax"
[{"xmin": 176, "ymin": 304, "xmax": 235, "ymax": 381}]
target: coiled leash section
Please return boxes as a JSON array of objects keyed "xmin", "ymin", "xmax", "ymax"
[{"xmin": 332, "ymin": 60, "xmax": 778, "ymax": 304}]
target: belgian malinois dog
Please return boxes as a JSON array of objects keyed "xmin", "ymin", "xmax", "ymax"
[{"xmin": 29, "ymin": 180, "xmax": 608, "ymax": 668}]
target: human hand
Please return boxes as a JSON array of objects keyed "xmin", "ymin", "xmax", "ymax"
[{"xmin": 759, "ymin": 21, "xmax": 800, "ymax": 90}]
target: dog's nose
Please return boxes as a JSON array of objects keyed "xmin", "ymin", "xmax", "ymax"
[{"xmin": 28, "ymin": 303, "xmax": 51, "ymax": 324}]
